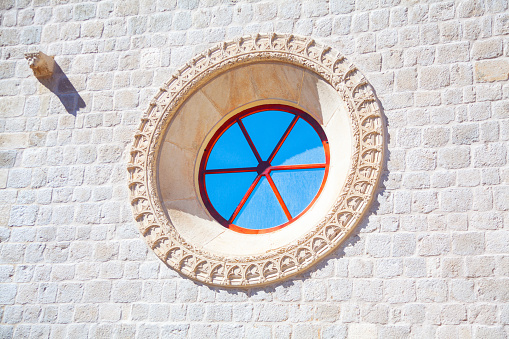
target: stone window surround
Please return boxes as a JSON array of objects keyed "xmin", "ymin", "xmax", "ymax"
[{"xmin": 128, "ymin": 33, "xmax": 385, "ymax": 288}]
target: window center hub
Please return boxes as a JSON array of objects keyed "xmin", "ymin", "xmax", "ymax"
[{"xmin": 256, "ymin": 161, "xmax": 271, "ymax": 175}]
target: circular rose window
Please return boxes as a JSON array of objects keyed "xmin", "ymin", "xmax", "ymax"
[
  {"xmin": 199, "ymin": 104, "xmax": 329, "ymax": 234},
  {"xmin": 128, "ymin": 34, "xmax": 385, "ymax": 287}
]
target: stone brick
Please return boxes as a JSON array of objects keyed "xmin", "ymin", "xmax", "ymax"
[
  {"xmin": 366, "ymin": 234, "xmax": 391, "ymax": 258},
  {"xmin": 114, "ymin": 89, "xmax": 139, "ymax": 109},
  {"xmin": 361, "ymin": 303, "xmax": 388, "ymax": 324},
  {"xmin": 382, "ymin": 49, "xmax": 404, "ymax": 70},
  {"xmin": 401, "ymin": 303, "xmax": 425, "ymax": 324},
  {"xmin": 161, "ymin": 324, "xmax": 189, "ymax": 338},
  {"xmin": 404, "ymin": 46, "xmax": 435, "ymax": 67},
  {"xmin": 397, "ymin": 127, "xmax": 420, "ymax": 148},
  {"xmin": 375, "ymin": 258, "xmax": 403, "ymax": 279},
  {"xmin": 312, "ymin": 303, "xmax": 339, "ymax": 322},
  {"xmin": 395, "ymin": 67, "xmax": 417, "ymax": 91},
  {"xmin": 393, "ymin": 233, "xmax": 416, "ymax": 257},
  {"xmin": 438, "ymin": 147, "xmax": 471, "ymax": 169},
  {"xmin": 441, "ymin": 257, "xmax": 464, "ymax": 278},
  {"xmin": 377, "ymin": 29, "xmax": 398, "ymax": 49},
  {"xmin": 356, "ymin": 33, "xmax": 375, "ymax": 54},
  {"xmin": 348, "ymin": 259, "xmax": 373, "ymax": 278},
  {"xmin": 473, "ymin": 38, "xmax": 503, "ymax": 60},
  {"xmin": 430, "ymin": 2, "xmax": 455, "ymax": 21},
  {"xmin": 451, "ymin": 279, "xmax": 475, "ymax": 302},
  {"xmin": 6, "ymin": 168, "xmax": 31, "ymax": 188},
  {"xmin": 112, "ymin": 281, "xmax": 141, "ymax": 303},
  {"xmin": 420, "ymin": 24, "xmax": 439, "ymax": 45},
  {"xmin": 494, "ymin": 12, "xmax": 509, "ymax": 35},
  {"xmin": 419, "ymin": 66, "xmax": 450, "ymax": 90},
  {"xmin": 330, "ymin": 0, "xmax": 354, "ymax": 14},
  {"xmin": 302, "ymin": 280, "xmax": 327, "ymax": 301},
  {"xmin": 470, "ymin": 212, "xmax": 504, "ymax": 230},
  {"xmin": 353, "ymin": 279, "xmax": 383, "ymax": 302},
  {"xmin": 351, "ymin": 13, "xmax": 369, "ymax": 33},
  {"xmin": 288, "ymin": 304, "xmax": 313, "ymax": 322},
  {"xmin": 452, "ymin": 123, "xmax": 479, "ymax": 144},
  {"xmin": 449, "ymin": 63, "xmax": 473, "ymax": 86},
  {"xmin": 441, "ymin": 21, "xmax": 462, "ymax": 42},
  {"xmin": 480, "ymin": 120, "xmax": 500, "ymax": 143},
  {"xmin": 416, "ymin": 279, "xmax": 448, "ymax": 302},
  {"xmin": 399, "ymin": 26, "xmax": 419, "ymax": 48},
  {"xmin": 403, "ymin": 172, "xmax": 430, "ymax": 189},
  {"xmin": 474, "ymin": 326, "xmax": 506, "ymax": 339},
  {"xmin": 436, "ymin": 42, "xmax": 470, "ymax": 64},
  {"xmin": 322, "ymin": 324, "xmax": 347, "ymax": 339},
  {"xmin": 390, "ymin": 7, "xmax": 408, "ymax": 27},
  {"xmin": 370, "ymin": 9, "xmax": 389, "ymax": 31},
  {"xmin": 356, "ymin": 53, "xmax": 382, "ymax": 73},
  {"xmin": 385, "ymin": 279, "xmax": 416, "ymax": 303},
  {"xmin": 457, "ymin": 0, "xmax": 485, "ymax": 17},
  {"xmin": 0, "ymin": 284, "xmax": 16, "ymax": 304},
  {"xmin": 407, "ymin": 149, "xmax": 436, "ymax": 171},
  {"xmin": 475, "ymin": 59, "xmax": 509, "ymax": 82},
  {"xmin": 423, "ymin": 127, "xmax": 449, "ymax": 147},
  {"xmin": 441, "ymin": 304, "xmax": 467, "ymax": 325},
  {"xmin": 452, "ymin": 232, "xmax": 484, "ymax": 255},
  {"xmin": 486, "ymin": 230, "xmax": 509, "ymax": 253},
  {"xmin": 328, "ymin": 279, "xmax": 352, "ymax": 301},
  {"xmin": 0, "ymin": 132, "xmax": 29, "ymax": 149},
  {"xmin": 8, "ymin": 205, "xmax": 38, "ymax": 226},
  {"xmin": 501, "ymin": 304, "xmax": 509, "ymax": 324},
  {"xmin": 473, "ymin": 143, "xmax": 506, "ymax": 169},
  {"xmin": 348, "ymin": 323, "xmax": 377, "ymax": 339},
  {"xmin": 255, "ymin": 303, "xmax": 288, "ymax": 322},
  {"xmin": 466, "ymin": 256, "xmax": 496, "ymax": 278},
  {"xmin": 477, "ymin": 278, "xmax": 509, "ymax": 301},
  {"xmin": 493, "ymin": 186, "xmax": 509, "ymax": 210},
  {"xmin": 469, "ymin": 304, "xmax": 497, "ymax": 325},
  {"xmin": 418, "ymin": 234, "xmax": 451, "ymax": 256},
  {"xmin": 206, "ymin": 304, "xmax": 232, "ymax": 322}
]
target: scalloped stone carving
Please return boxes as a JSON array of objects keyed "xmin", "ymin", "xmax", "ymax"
[{"xmin": 128, "ymin": 33, "xmax": 385, "ymax": 288}]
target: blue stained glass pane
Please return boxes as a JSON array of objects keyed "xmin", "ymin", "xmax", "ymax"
[
  {"xmin": 272, "ymin": 119, "xmax": 325, "ymax": 166},
  {"xmin": 271, "ymin": 169, "xmax": 325, "ymax": 217},
  {"xmin": 206, "ymin": 123, "xmax": 259, "ymax": 170},
  {"xmin": 233, "ymin": 176, "xmax": 288, "ymax": 230},
  {"xmin": 205, "ymin": 172, "xmax": 258, "ymax": 221},
  {"xmin": 241, "ymin": 110, "xmax": 294, "ymax": 161}
]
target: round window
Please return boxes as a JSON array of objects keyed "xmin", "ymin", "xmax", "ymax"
[
  {"xmin": 128, "ymin": 34, "xmax": 385, "ymax": 287},
  {"xmin": 199, "ymin": 104, "xmax": 329, "ymax": 234}
]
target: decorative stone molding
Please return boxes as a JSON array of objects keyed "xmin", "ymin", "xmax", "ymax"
[
  {"xmin": 25, "ymin": 51, "xmax": 55, "ymax": 78},
  {"xmin": 128, "ymin": 33, "xmax": 385, "ymax": 287}
]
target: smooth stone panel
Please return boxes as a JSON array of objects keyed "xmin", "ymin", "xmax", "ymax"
[
  {"xmin": 167, "ymin": 202, "xmax": 225, "ymax": 247},
  {"xmin": 158, "ymin": 141, "xmax": 196, "ymax": 202},
  {"xmin": 201, "ymin": 65, "xmax": 258, "ymax": 114},
  {"xmin": 166, "ymin": 90, "xmax": 222, "ymax": 152},
  {"xmin": 249, "ymin": 62, "xmax": 303, "ymax": 102},
  {"xmin": 299, "ymin": 70, "xmax": 341, "ymax": 126},
  {"xmin": 164, "ymin": 198, "xmax": 212, "ymax": 222}
]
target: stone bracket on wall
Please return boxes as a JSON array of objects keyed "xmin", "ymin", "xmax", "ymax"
[{"xmin": 25, "ymin": 51, "xmax": 55, "ymax": 78}]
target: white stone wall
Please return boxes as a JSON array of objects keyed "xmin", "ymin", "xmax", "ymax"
[{"xmin": 1, "ymin": 0, "xmax": 509, "ymax": 338}]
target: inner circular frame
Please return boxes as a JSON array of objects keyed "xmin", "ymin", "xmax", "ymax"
[{"xmin": 198, "ymin": 104, "xmax": 330, "ymax": 234}]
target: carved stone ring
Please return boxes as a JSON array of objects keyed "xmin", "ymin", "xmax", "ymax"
[{"xmin": 128, "ymin": 33, "xmax": 385, "ymax": 287}]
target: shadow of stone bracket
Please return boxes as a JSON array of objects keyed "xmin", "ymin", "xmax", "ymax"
[
  {"xmin": 26, "ymin": 53, "xmax": 86, "ymax": 116},
  {"xmin": 38, "ymin": 63, "xmax": 86, "ymax": 116}
]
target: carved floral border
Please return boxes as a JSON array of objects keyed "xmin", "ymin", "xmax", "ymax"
[{"xmin": 128, "ymin": 33, "xmax": 385, "ymax": 287}]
